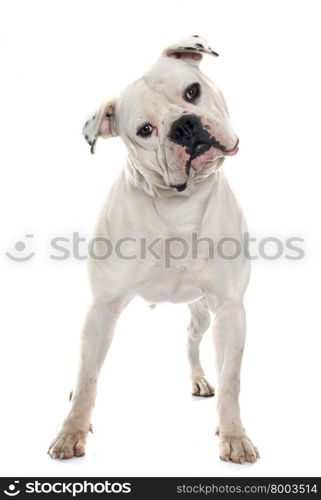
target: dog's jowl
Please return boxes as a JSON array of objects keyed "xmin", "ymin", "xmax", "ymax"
[{"xmin": 48, "ymin": 36, "xmax": 259, "ymax": 464}]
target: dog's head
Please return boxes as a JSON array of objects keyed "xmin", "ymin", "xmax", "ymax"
[{"xmin": 83, "ymin": 36, "xmax": 238, "ymax": 194}]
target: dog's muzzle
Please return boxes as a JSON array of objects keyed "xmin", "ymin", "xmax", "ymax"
[
  {"xmin": 168, "ymin": 114, "xmax": 238, "ymax": 191},
  {"xmin": 169, "ymin": 114, "xmax": 213, "ymax": 191},
  {"xmin": 169, "ymin": 113, "xmax": 231, "ymax": 156}
]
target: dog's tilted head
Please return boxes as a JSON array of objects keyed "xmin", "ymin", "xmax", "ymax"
[{"xmin": 83, "ymin": 36, "xmax": 239, "ymax": 195}]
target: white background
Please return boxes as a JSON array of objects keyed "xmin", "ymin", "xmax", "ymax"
[{"xmin": 1, "ymin": 0, "xmax": 321, "ymax": 478}]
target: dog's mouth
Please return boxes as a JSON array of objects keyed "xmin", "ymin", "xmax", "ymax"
[
  {"xmin": 192, "ymin": 141, "xmax": 212, "ymax": 157},
  {"xmin": 169, "ymin": 139, "xmax": 239, "ymax": 192},
  {"xmin": 223, "ymin": 138, "xmax": 239, "ymax": 156},
  {"xmin": 168, "ymin": 114, "xmax": 239, "ymax": 192},
  {"xmin": 191, "ymin": 137, "xmax": 239, "ymax": 159},
  {"xmin": 185, "ymin": 137, "xmax": 239, "ymax": 175}
]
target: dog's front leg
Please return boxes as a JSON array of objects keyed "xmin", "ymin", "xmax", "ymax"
[
  {"xmin": 48, "ymin": 298, "xmax": 127, "ymax": 459},
  {"xmin": 209, "ymin": 297, "xmax": 259, "ymax": 463}
]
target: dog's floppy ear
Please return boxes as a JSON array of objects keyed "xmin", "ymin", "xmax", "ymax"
[
  {"xmin": 82, "ymin": 98, "xmax": 117, "ymax": 154},
  {"xmin": 162, "ymin": 35, "xmax": 218, "ymax": 67}
]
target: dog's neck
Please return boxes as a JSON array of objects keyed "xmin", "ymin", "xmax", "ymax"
[
  {"xmin": 125, "ymin": 154, "xmax": 225, "ymax": 198},
  {"xmin": 124, "ymin": 155, "xmax": 227, "ymax": 229},
  {"xmin": 151, "ymin": 179, "xmax": 217, "ymax": 228}
]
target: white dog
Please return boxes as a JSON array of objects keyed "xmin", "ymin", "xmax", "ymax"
[{"xmin": 48, "ymin": 35, "xmax": 259, "ymax": 464}]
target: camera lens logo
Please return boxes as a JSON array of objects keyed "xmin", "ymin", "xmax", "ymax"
[{"xmin": 4, "ymin": 481, "xmax": 20, "ymax": 496}]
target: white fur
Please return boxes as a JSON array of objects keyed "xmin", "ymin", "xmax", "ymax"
[{"xmin": 49, "ymin": 36, "xmax": 259, "ymax": 463}]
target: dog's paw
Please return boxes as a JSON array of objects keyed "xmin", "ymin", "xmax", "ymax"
[
  {"xmin": 216, "ymin": 428, "xmax": 259, "ymax": 464},
  {"xmin": 192, "ymin": 377, "xmax": 215, "ymax": 397},
  {"xmin": 48, "ymin": 429, "xmax": 89, "ymax": 460}
]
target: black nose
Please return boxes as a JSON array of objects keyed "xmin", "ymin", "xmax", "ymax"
[{"xmin": 169, "ymin": 114, "xmax": 204, "ymax": 149}]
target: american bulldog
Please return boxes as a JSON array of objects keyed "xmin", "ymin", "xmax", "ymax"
[{"xmin": 48, "ymin": 35, "xmax": 259, "ymax": 464}]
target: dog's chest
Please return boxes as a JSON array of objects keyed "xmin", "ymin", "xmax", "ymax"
[{"xmin": 137, "ymin": 259, "xmax": 212, "ymax": 303}]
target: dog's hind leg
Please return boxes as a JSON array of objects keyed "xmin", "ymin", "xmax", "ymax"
[{"xmin": 187, "ymin": 297, "xmax": 214, "ymax": 397}]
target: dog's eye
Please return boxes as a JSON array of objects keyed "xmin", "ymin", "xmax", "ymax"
[
  {"xmin": 137, "ymin": 123, "xmax": 153, "ymax": 138},
  {"xmin": 184, "ymin": 83, "xmax": 201, "ymax": 103}
]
